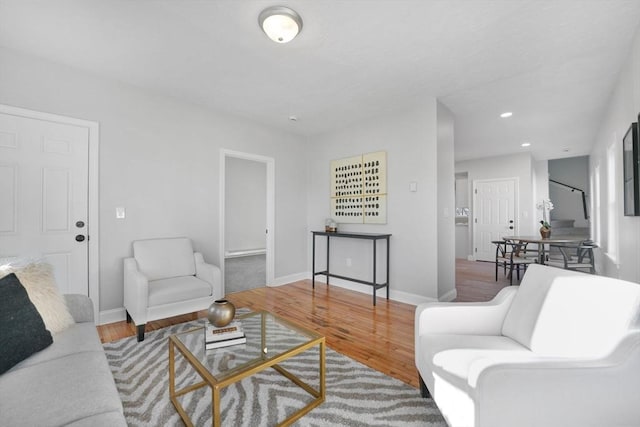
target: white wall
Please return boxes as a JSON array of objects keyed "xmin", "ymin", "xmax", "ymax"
[
  {"xmin": 225, "ymin": 157, "xmax": 266, "ymax": 252},
  {"xmin": 548, "ymin": 156, "xmax": 590, "ymax": 227},
  {"xmin": 533, "ymin": 159, "xmax": 550, "ymax": 223},
  {"xmin": 0, "ymin": 47, "xmax": 309, "ymax": 316},
  {"xmin": 455, "ymin": 174, "xmax": 470, "ymax": 259},
  {"xmin": 590, "ymin": 27, "xmax": 640, "ymax": 283},
  {"xmin": 437, "ymin": 102, "xmax": 456, "ymax": 300},
  {"xmin": 455, "ymin": 153, "xmax": 535, "ymax": 259},
  {"xmin": 306, "ymin": 102, "xmax": 450, "ymax": 302}
]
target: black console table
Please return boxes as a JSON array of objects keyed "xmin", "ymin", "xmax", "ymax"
[{"xmin": 311, "ymin": 231, "xmax": 391, "ymax": 305}]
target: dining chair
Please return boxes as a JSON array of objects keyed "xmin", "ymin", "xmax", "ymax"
[
  {"xmin": 546, "ymin": 240, "xmax": 597, "ymax": 274},
  {"xmin": 493, "ymin": 240, "xmax": 537, "ymax": 285}
]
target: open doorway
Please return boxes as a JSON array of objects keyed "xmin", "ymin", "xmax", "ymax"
[{"xmin": 219, "ymin": 150, "xmax": 274, "ymax": 295}]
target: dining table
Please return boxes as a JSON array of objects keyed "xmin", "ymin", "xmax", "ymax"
[{"xmin": 502, "ymin": 235, "xmax": 587, "ymax": 265}]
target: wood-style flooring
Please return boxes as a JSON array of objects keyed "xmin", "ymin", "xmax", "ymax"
[{"xmin": 97, "ymin": 259, "xmax": 510, "ymax": 389}]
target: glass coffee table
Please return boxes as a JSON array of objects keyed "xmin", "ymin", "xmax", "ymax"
[{"xmin": 168, "ymin": 310, "xmax": 325, "ymax": 426}]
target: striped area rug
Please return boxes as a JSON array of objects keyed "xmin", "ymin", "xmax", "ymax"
[{"xmin": 103, "ymin": 318, "xmax": 446, "ymax": 426}]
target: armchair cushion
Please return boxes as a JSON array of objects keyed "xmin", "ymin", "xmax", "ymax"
[
  {"xmin": 148, "ymin": 276, "xmax": 213, "ymax": 306},
  {"xmin": 133, "ymin": 237, "xmax": 196, "ymax": 281},
  {"xmin": 502, "ymin": 264, "xmax": 640, "ymax": 357}
]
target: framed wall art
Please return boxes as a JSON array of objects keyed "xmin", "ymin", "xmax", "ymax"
[{"xmin": 330, "ymin": 151, "xmax": 387, "ymax": 224}]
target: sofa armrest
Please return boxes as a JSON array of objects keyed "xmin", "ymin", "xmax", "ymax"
[
  {"xmin": 123, "ymin": 257, "xmax": 149, "ymax": 323},
  {"xmin": 472, "ymin": 331, "xmax": 640, "ymax": 427},
  {"xmin": 64, "ymin": 294, "xmax": 95, "ymax": 323},
  {"xmin": 415, "ymin": 286, "xmax": 518, "ymax": 337},
  {"xmin": 194, "ymin": 252, "xmax": 222, "ymax": 298}
]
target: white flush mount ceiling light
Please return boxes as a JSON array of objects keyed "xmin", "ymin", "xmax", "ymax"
[
  {"xmin": 500, "ymin": 112, "xmax": 513, "ymax": 118},
  {"xmin": 521, "ymin": 142, "xmax": 531, "ymax": 147},
  {"xmin": 259, "ymin": 6, "xmax": 303, "ymax": 43}
]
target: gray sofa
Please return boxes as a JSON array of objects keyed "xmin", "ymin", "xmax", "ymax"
[{"xmin": 0, "ymin": 294, "xmax": 127, "ymax": 426}]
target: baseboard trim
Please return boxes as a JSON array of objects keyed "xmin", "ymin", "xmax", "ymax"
[
  {"xmin": 439, "ymin": 288, "xmax": 457, "ymax": 302},
  {"xmin": 306, "ymin": 273, "xmax": 437, "ymax": 306},
  {"xmin": 269, "ymin": 272, "xmax": 309, "ymax": 287},
  {"xmin": 99, "ymin": 307, "xmax": 126, "ymax": 326}
]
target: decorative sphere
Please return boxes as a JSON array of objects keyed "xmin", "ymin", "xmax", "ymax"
[{"xmin": 207, "ymin": 299, "xmax": 236, "ymax": 327}]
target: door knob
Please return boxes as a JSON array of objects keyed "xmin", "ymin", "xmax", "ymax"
[
  {"xmin": 75, "ymin": 235, "xmax": 85, "ymax": 242},
  {"xmin": 509, "ymin": 226, "xmax": 514, "ymax": 230}
]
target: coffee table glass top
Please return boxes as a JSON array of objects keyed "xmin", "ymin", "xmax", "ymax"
[{"xmin": 173, "ymin": 311, "xmax": 322, "ymax": 382}]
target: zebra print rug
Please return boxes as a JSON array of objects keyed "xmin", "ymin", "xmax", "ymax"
[{"xmin": 103, "ymin": 318, "xmax": 446, "ymax": 426}]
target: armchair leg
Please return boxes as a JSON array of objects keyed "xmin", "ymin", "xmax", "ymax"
[
  {"xmin": 136, "ymin": 324, "xmax": 146, "ymax": 342},
  {"xmin": 419, "ymin": 375, "xmax": 431, "ymax": 398}
]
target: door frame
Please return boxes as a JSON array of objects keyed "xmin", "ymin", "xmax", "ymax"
[
  {"xmin": 219, "ymin": 149, "xmax": 275, "ymax": 293},
  {"xmin": 0, "ymin": 104, "xmax": 100, "ymax": 316},
  {"xmin": 471, "ymin": 177, "xmax": 519, "ymax": 261}
]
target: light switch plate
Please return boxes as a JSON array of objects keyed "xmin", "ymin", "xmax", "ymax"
[{"xmin": 116, "ymin": 207, "xmax": 126, "ymax": 219}]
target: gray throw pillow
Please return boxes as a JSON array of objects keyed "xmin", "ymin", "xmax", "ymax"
[{"xmin": 0, "ymin": 273, "xmax": 53, "ymax": 374}]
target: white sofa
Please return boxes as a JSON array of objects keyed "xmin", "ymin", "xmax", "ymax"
[
  {"xmin": 124, "ymin": 237, "xmax": 222, "ymax": 341},
  {"xmin": 415, "ymin": 264, "xmax": 640, "ymax": 427}
]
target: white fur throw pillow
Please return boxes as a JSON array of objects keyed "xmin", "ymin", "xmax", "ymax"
[{"xmin": 0, "ymin": 261, "xmax": 75, "ymax": 334}]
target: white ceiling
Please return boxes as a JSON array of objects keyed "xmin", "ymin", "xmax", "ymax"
[{"xmin": 1, "ymin": 0, "xmax": 639, "ymax": 161}]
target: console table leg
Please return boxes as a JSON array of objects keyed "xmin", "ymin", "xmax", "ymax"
[
  {"xmin": 373, "ymin": 239, "xmax": 377, "ymax": 306},
  {"xmin": 312, "ymin": 234, "xmax": 316, "ymax": 289},
  {"xmin": 386, "ymin": 237, "xmax": 390, "ymax": 299},
  {"xmin": 326, "ymin": 236, "xmax": 330, "ymax": 286}
]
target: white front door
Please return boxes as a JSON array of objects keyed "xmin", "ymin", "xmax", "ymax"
[
  {"xmin": 473, "ymin": 178, "xmax": 518, "ymax": 261},
  {"xmin": 0, "ymin": 112, "xmax": 89, "ymax": 295}
]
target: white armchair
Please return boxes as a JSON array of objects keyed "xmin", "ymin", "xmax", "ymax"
[
  {"xmin": 124, "ymin": 237, "xmax": 222, "ymax": 341},
  {"xmin": 415, "ymin": 264, "xmax": 640, "ymax": 427}
]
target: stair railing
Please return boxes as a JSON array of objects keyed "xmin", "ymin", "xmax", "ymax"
[{"xmin": 549, "ymin": 179, "xmax": 588, "ymax": 220}]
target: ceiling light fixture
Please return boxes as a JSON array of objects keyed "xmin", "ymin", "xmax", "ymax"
[
  {"xmin": 500, "ymin": 112, "xmax": 513, "ymax": 118},
  {"xmin": 259, "ymin": 6, "xmax": 303, "ymax": 43},
  {"xmin": 521, "ymin": 142, "xmax": 531, "ymax": 147}
]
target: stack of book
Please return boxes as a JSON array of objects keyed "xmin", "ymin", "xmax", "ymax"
[{"xmin": 204, "ymin": 321, "xmax": 246, "ymax": 350}]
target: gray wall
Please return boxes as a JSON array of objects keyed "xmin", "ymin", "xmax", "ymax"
[
  {"xmin": 225, "ymin": 157, "xmax": 266, "ymax": 252},
  {"xmin": 437, "ymin": 101, "xmax": 456, "ymax": 300},
  {"xmin": 548, "ymin": 156, "xmax": 590, "ymax": 228},
  {"xmin": 305, "ymin": 102, "xmax": 455, "ymax": 302},
  {"xmin": 0, "ymin": 46, "xmax": 308, "ymax": 313}
]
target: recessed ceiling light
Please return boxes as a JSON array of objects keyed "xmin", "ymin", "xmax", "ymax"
[
  {"xmin": 521, "ymin": 142, "xmax": 531, "ymax": 147},
  {"xmin": 500, "ymin": 112, "xmax": 513, "ymax": 118},
  {"xmin": 288, "ymin": 115, "xmax": 298, "ymax": 122}
]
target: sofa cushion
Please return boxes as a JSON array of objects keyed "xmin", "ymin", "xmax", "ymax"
[
  {"xmin": 502, "ymin": 264, "xmax": 640, "ymax": 357},
  {"xmin": 133, "ymin": 237, "xmax": 196, "ymax": 281},
  {"xmin": 0, "ymin": 261, "xmax": 75, "ymax": 333},
  {"xmin": 0, "ymin": 273, "xmax": 53, "ymax": 374},
  {"xmin": 10, "ymin": 322, "xmax": 105, "ymax": 370},
  {"xmin": 0, "ymin": 351, "xmax": 124, "ymax": 426},
  {"xmin": 148, "ymin": 275, "xmax": 212, "ymax": 306}
]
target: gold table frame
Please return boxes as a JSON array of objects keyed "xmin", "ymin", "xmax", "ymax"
[{"xmin": 168, "ymin": 311, "xmax": 326, "ymax": 426}]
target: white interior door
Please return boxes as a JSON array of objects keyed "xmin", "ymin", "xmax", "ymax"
[
  {"xmin": 0, "ymin": 112, "xmax": 89, "ymax": 295},
  {"xmin": 473, "ymin": 178, "xmax": 518, "ymax": 261}
]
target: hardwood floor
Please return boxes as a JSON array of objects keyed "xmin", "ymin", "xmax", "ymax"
[{"xmin": 97, "ymin": 258, "xmax": 510, "ymax": 389}]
